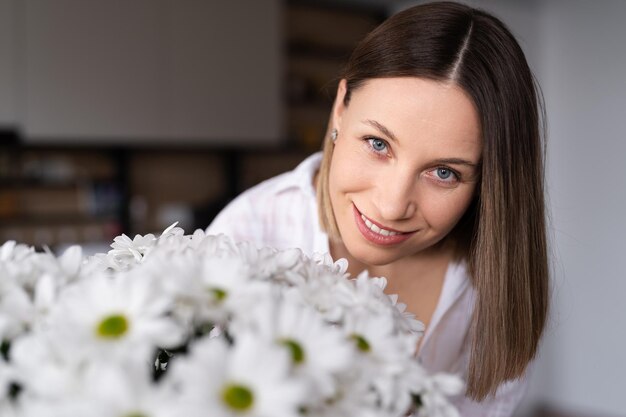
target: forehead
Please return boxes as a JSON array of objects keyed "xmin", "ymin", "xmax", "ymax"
[{"xmin": 347, "ymin": 77, "xmax": 482, "ymax": 156}]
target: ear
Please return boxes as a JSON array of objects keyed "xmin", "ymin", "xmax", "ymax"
[{"xmin": 331, "ymin": 79, "xmax": 348, "ymax": 131}]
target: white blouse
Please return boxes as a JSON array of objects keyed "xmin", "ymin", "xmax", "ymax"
[{"xmin": 206, "ymin": 152, "xmax": 529, "ymax": 417}]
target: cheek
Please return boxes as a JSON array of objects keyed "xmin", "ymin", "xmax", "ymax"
[
  {"xmin": 328, "ymin": 144, "xmax": 371, "ymax": 196},
  {"xmin": 421, "ymin": 188, "xmax": 476, "ymax": 230}
]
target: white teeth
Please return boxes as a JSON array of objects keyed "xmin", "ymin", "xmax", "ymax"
[
  {"xmin": 363, "ymin": 216, "xmax": 373, "ymax": 228},
  {"xmin": 360, "ymin": 214, "xmax": 400, "ymax": 236}
]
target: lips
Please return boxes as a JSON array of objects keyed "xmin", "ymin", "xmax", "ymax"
[{"xmin": 352, "ymin": 204, "xmax": 416, "ymax": 246}]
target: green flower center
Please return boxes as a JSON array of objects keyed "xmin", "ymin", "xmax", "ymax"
[
  {"xmin": 222, "ymin": 384, "xmax": 254, "ymax": 411},
  {"xmin": 96, "ymin": 314, "xmax": 129, "ymax": 339},
  {"xmin": 210, "ymin": 288, "xmax": 227, "ymax": 302},
  {"xmin": 350, "ymin": 334, "xmax": 371, "ymax": 352},
  {"xmin": 279, "ymin": 338, "xmax": 305, "ymax": 364},
  {"xmin": 124, "ymin": 413, "xmax": 148, "ymax": 417}
]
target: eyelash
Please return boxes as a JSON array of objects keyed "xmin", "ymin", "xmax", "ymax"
[
  {"xmin": 364, "ymin": 136, "xmax": 390, "ymax": 156},
  {"xmin": 429, "ymin": 167, "xmax": 461, "ymax": 185},
  {"xmin": 362, "ymin": 136, "xmax": 462, "ymax": 185}
]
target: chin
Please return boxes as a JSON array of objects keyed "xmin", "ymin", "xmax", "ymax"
[{"xmin": 346, "ymin": 241, "xmax": 405, "ymax": 268}]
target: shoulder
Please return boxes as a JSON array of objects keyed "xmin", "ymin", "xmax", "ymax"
[
  {"xmin": 218, "ymin": 151, "xmax": 321, "ymax": 215},
  {"xmin": 206, "ymin": 152, "xmax": 322, "ymax": 246}
]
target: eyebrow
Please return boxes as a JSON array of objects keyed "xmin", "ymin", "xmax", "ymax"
[
  {"xmin": 431, "ymin": 158, "xmax": 479, "ymax": 169},
  {"xmin": 363, "ymin": 119, "xmax": 479, "ymax": 169},
  {"xmin": 363, "ymin": 119, "xmax": 398, "ymax": 143}
]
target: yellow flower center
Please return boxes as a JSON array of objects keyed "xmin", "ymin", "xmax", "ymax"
[
  {"xmin": 96, "ymin": 314, "xmax": 129, "ymax": 339},
  {"xmin": 350, "ymin": 334, "xmax": 371, "ymax": 352},
  {"xmin": 210, "ymin": 288, "xmax": 227, "ymax": 302},
  {"xmin": 279, "ymin": 338, "xmax": 305, "ymax": 364},
  {"xmin": 222, "ymin": 384, "xmax": 254, "ymax": 411}
]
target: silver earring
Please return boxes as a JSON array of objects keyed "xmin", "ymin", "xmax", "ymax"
[{"xmin": 331, "ymin": 129, "xmax": 338, "ymax": 142}]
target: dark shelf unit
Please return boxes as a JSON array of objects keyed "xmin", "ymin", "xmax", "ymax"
[
  {"xmin": 0, "ymin": 138, "xmax": 312, "ymax": 249},
  {"xmin": 285, "ymin": 1, "xmax": 386, "ymax": 150},
  {"xmin": 0, "ymin": 142, "xmax": 128, "ymax": 248}
]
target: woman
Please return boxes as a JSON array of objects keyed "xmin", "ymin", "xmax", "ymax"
[{"xmin": 207, "ymin": 2, "xmax": 549, "ymax": 415}]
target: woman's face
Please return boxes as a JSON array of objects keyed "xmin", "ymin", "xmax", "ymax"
[{"xmin": 329, "ymin": 77, "xmax": 482, "ymax": 266}]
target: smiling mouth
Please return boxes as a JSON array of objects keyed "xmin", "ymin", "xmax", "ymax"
[
  {"xmin": 352, "ymin": 204, "xmax": 417, "ymax": 245},
  {"xmin": 359, "ymin": 213, "xmax": 404, "ymax": 236}
]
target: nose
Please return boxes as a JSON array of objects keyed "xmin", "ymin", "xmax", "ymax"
[{"xmin": 375, "ymin": 168, "xmax": 418, "ymax": 221}]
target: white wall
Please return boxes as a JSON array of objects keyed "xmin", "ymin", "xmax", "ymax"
[
  {"xmin": 520, "ymin": 1, "xmax": 626, "ymax": 416},
  {"xmin": 8, "ymin": 0, "xmax": 283, "ymax": 145},
  {"xmin": 0, "ymin": 0, "xmax": 17, "ymax": 126}
]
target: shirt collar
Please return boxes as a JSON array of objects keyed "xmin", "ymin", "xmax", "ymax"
[{"xmin": 272, "ymin": 151, "xmax": 323, "ymax": 197}]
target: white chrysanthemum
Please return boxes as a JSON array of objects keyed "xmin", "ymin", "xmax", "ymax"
[
  {"xmin": 346, "ymin": 310, "xmax": 417, "ymax": 364},
  {"xmin": 9, "ymin": 332, "xmax": 83, "ymax": 402},
  {"xmin": 152, "ymin": 251, "xmax": 265, "ymax": 327},
  {"xmin": 334, "ymin": 271, "xmax": 390, "ymax": 316},
  {"xmin": 0, "ymin": 241, "xmax": 34, "ymax": 264},
  {"xmin": 135, "ymin": 251, "xmax": 201, "ymax": 307},
  {"xmin": 0, "ymin": 403, "xmax": 19, "ymax": 417},
  {"xmin": 106, "ymin": 221, "xmax": 182, "ymax": 267},
  {"xmin": 0, "ymin": 283, "xmax": 33, "ymax": 341},
  {"xmin": 51, "ymin": 245, "xmax": 83, "ymax": 284},
  {"xmin": 156, "ymin": 222, "xmax": 185, "ymax": 243},
  {"xmin": 45, "ymin": 273, "xmax": 183, "ymax": 363},
  {"xmin": 387, "ymin": 293, "xmax": 425, "ymax": 334},
  {"xmin": 409, "ymin": 366, "xmax": 464, "ymax": 417},
  {"xmin": 342, "ymin": 310, "xmax": 421, "ymax": 412},
  {"xmin": 0, "ymin": 226, "xmax": 461, "ymax": 417},
  {"xmin": 305, "ymin": 364, "xmax": 393, "ymax": 417},
  {"xmin": 311, "ymin": 252, "xmax": 350, "ymax": 276},
  {"xmin": 0, "ymin": 244, "xmax": 86, "ymax": 342},
  {"xmin": 169, "ymin": 334, "xmax": 304, "ymax": 417},
  {"xmin": 200, "ymin": 256, "xmax": 256, "ymax": 309},
  {"xmin": 53, "ymin": 363, "xmax": 175, "ymax": 417},
  {"xmin": 236, "ymin": 243, "xmax": 304, "ymax": 284},
  {"xmin": 199, "ymin": 233, "xmax": 241, "ymax": 258},
  {"xmin": 11, "ymin": 342, "xmax": 176, "ymax": 417},
  {"xmin": 184, "ymin": 228, "xmax": 215, "ymax": 251},
  {"xmin": 108, "ymin": 233, "xmax": 156, "ymax": 265},
  {"xmin": 0, "ymin": 241, "xmax": 52, "ymax": 290},
  {"xmin": 0, "ymin": 357, "xmax": 16, "ymax": 404},
  {"xmin": 288, "ymin": 265, "xmax": 351, "ymax": 323},
  {"xmin": 240, "ymin": 296, "xmax": 353, "ymax": 400},
  {"xmin": 332, "ymin": 270, "xmax": 425, "ymax": 337}
]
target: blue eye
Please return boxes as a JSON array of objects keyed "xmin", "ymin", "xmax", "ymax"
[
  {"xmin": 367, "ymin": 138, "xmax": 387, "ymax": 153},
  {"xmin": 433, "ymin": 167, "xmax": 461, "ymax": 184},
  {"xmin": 437, "ymin": 168, "xmax": 453, "ymax": 180}
]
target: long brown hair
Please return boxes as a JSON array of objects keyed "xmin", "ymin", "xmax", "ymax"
[{"xmin": 316, "ymin": 1, "xmax": 548, "ymax": 400}]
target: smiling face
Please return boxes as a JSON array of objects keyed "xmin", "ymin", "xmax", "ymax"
[{"xmin": 328, "ymin": 77, "xmax": 482, "ymax": 266}]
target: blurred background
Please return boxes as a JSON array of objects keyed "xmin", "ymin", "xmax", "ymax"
[{"xmin": 0, "ymin": 0, "xmax": 624, "ymax": 416}]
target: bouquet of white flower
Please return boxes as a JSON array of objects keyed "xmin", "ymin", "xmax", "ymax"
[{"xmin": 0, "ymin": 224, "xmax": 463, "ymax": 417}]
